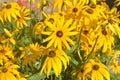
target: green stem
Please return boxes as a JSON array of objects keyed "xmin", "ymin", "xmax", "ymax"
[
  {"xmin": 84, "ymin": 36, "xmax": 99, "ymax": 63},
  {"xmin": 77, "ymin": 28, "xmax": 83, "ymax": 61}
]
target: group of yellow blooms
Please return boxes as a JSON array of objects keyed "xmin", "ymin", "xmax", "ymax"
[{"xmin": 0, "ymin": 0, "xmax": 120, "ymax": 80}]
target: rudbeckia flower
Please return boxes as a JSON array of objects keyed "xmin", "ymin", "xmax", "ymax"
[
  {"xmin": 84, "ymin": 59, "xmax": 110, "ymax": 80},
  {"xmin": 96, "ymin": 27, "xmax": 114, "ymax": 53},
  {"xmin": 28, "ymin": 0, "xmax": 35, "ymax": 3},
  {"xmin": 110, "ymin": 60, "xmax": 120, "ymax": 74},
  {"xmin": 40, "ymin": 48, "xmax": 69, "ymax": 77},
  {"xmin": 42, "ymin": 17, "xmax": 78, "ymax": 50},
  {"xmin": 99, "ymin": 7, "xmax": 120, "ymax": 38},
  {"xmin": 2, "ymin": 2, "xmax": 21, "ymax": 22},
  {"xmin": 53, "ymin": 0, "xmax": 70, "ymax": 11},
  {"xmin": 15, "ymin": 6, "xmax": 31, "ymax": 29},
  {"xmin": 20, "ymin": 43, "xmax": 45, "ymax": 65},
  {"xmin": 0, "ymin": 44, "xmax": 14, "ymax": 60},
  {"xmin": 65, "ymin": 0, "xmax": 85, "ymax": 18},
  {"xmin": 0, "ymin": 61, "xmax": 20, "ymax": 80}
]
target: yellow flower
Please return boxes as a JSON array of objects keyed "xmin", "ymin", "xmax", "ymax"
[
  {"xmin": 80, "ymin": 4, "xmax": 105, "ymax": 27},
  {"xmin": 42, "ymin": 17, "xmax": 78, "ymax": 50},
  {"xmin": 0, "ymin": 44, "xmax": 14, "ymax": 60},
  {"xmin": 65, "ymin": 0, "xmax": 84, "ymax": 18},
  {"xmin": 111, "ymin": 60, "xmax": 120, "ymax": 74},
  {"xmin": 0, "ymin": 61, "xmax": 20, "ymax": 80},
  {"xmin": 53, "ymin": 0, "xmax": 70, "ymax": 11},
  {"xmin": 2, "ymin": 2, "xmax": 21, "ymax": 22},
  {"xmin": 15, "ymin": 6, "xmax": 31, "ymax": 29},
  {"xmin": 33, "ymin": 22, "xmax": 46, "ymax": 39},
  {"xmin": 99, "ymin": 7, "xmax": 120, "ymax": 38},
  {"xmin": 20, "ymin": 43, "xmax": 45, "ymax": 65},
  {"xmin": 40, "ymin": 48, "xmax": 69, "ymax": 77},
  {"xmin": 36, "ymin": 0, "xmax": 48, "ymax": 8},
  {"xmin": 84, "ymin": 59, "xmax": 110, "ymax": 80},
  {"xmin": 96, "ymin": 27, "xmax": 114, "ymax": 53},
  {"xmin": 77, "ymin": 67, "xmax": 90, "ymax": 80},
  {"xmin": 28, "ymin": 0, "xmax": 35, "ymax": 3}
]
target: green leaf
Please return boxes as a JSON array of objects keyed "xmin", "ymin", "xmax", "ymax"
[
  {"xmin": 28, "ymin": 71, "xmax": 54, "ymax": 80},
  {"xmin": 65, "ymin": 45, "xmax": 77, "ymax": 55},
  {"xmin": 70, "ymin": 57, "xmax": 79, "ymax": 66}
]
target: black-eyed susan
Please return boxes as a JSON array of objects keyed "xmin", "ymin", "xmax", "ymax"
[
  {"xmin": 28, "ymin": 0, "xmax": 35, "ymax": 3},
  {"xmin": 110, "ymin": 60, "xmax": 120, "ymax": 74},
  {"xmin": 42, "ymin": 17, "xmax": 78, "ymax": 50},
  {"xmin": 99, "ymin": 7, "xmax": 120, "ymax": 38},
  {"xmin": 65, "ymin": 0, "xmax": 84, "ymax": 19},
  {"xmin": 96, "ymin": 27, "xmax": 114, "ymax": 53},
  {"xmin": 84, "ymin": 59, "xmax": 110, "ymax": 80},
  {"xmin": 2, "ymin": 2, "xmax": 21, "ymax": 22},
  {"xmin": 36, "ymin": 0, "xmax": 48, "ymax": 8},
  {"xmin": 15, "ymin": 6, "xmax": 31, "ymax": 29},
  {"xmin": 0, "ymin": 44, "xmax": 14, "ymax": 61},
  {"xmin": 53, "ymin": 0, "xmax": 70, "ymax": 11},
  {"xmin": 20, "ymin": 43, "xmax": 45, "ymax": 65},
  {"xmin": 80, "ymin": 4, "xmax": 105, "ymax": 27},
  {"xmin": 40, "ymin": 48, "xmax": 69, "ymax": 77},
  {"xmin": 77, "ymin": 68, "xmax": 89, "ymax": 80},
  {"xmin": 33, "ymin": 22, "xmax": 46, "ymax": 39},
  {"xmin": 0, "ymin": 61, "xmax": 20, "ymax": 80}
]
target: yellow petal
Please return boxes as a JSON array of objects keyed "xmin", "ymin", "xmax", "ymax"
[
  {"xmin": 4, "ymin": 28, "xmax": 12, "ymax": 37},
  {"xmin": 99, "ymin": 68, "xmax": 110, "ymax": 80},
  {"xmin": 54, "ymin": 57, "xmax": 62, "ymax": 74},
  {"xmin": 51, "ymin": 58, "xmax": 59, "ymax": 77},
  {"xmin": 46, "ymin": 58, "xmax": 52, "ymax": 77}
]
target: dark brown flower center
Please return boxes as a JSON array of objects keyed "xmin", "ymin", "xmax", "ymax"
[
  {"xmin": 86, "ymin": 8, "xmax": 93, "ymax": 14},
  {"xmin": 0, "ymin": 49, "xmax": 5, "ymax": 53},
  {"xmin": 48, "ymin": 51, "xmax": 56, "ymax": 57},
  {"xmin": 81, "ymin": 69, "xmax": 84, "ymax": 73},
  {"xmin": 92, "ymin": 65, "xmax": 99, "ymax": 70},
  {"xmin": 48, "ymin": 18, "xmax": 54, "ymax": 23},
  {"xmin": 73, "ymin": 8, "xmax": 78, "ymax": 13},
  {"xmin": 102, "ymin": 29, "xmax": 107, "ymax": 35},
  {"xmin": 83, "ymin": 30, "xmax": 89, "ymax": 35},
  {"xmin": 88, "ymin": 44, "xmax": 92, "ymax": 48},
  {"xmin": 59, "ymin": 13, "xmax": 63, "ymax": 16},
  {"xmin": 17, "ymin": 16, "xmax": 21, "ymax": 19},
  {"xmin": 90, "ymin": 4, "xmax": 96, "ymax": 8},
  {"xmin": 108, "ymin": 19, "xmax": 115, "ymax": 24},
  {"xmin": 56, "ymin": 31, "xmax": 63, "ymax": 37},
  {"xmin": 2, "ymin": 68, "xmax": 8, "ymax": 73},
  {"xmin": 6, "ymin": 4, "xmax": 11, "ymax": 9}
]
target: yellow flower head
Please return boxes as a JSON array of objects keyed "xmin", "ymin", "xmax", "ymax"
[
  {"xmin": 111, "ymin": 60, "xmax": 120, "ymax": 74},
  {"xmin": 40, "ymin": 48, "xmax": 69, "ymax": 77},
  {"xmin": 96, "ymin": 27, "xmax": 114, "ymax": 53},
  {"xmin": 15, "ymin": 6, "xmax": 31, "ymax": 29},
  {"xmin": 0, "ymin": 61, "xmax": 20, "ymax": 80},
  {"xmin": 84, "ymin": 59, "xmax": 110, "ymax": 80},
  {"xmin": 27, "ymin": 0, "xmax": 35, "ymax": 3},
  {"xmin": 20, "ymin": 43, "xmax": 45, "ymax": 65},
  {"xmin": 2, "ymin": 2, "xmax": 21, "ymax": 22},
  {"xmin": 0, "ymin": 44, "xmax": 14, "ymax": 61},
  {"xmin": 42, "ymin": 17, "xmax": 78, "ymax": 50}
]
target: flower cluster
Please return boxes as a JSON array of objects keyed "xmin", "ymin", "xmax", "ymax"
[{"xmin": 0, "ymin": 0, "xmax": 120, "ymax": 80}]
